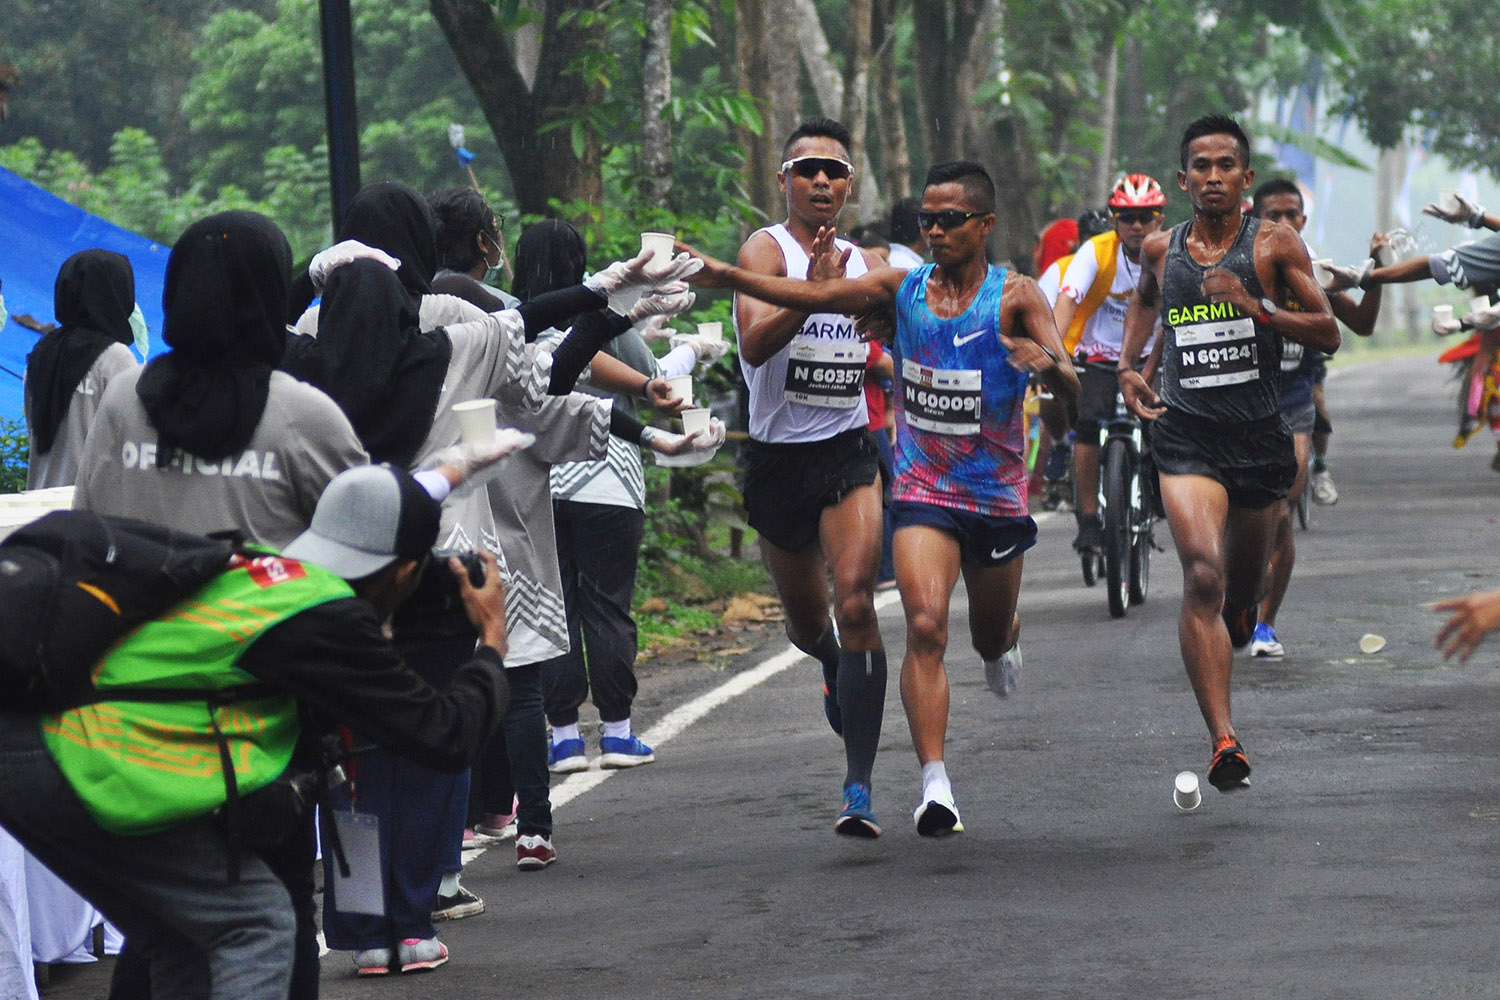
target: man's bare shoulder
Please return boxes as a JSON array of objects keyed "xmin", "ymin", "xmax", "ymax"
[{"xmin": 737, "ymin": 228, "xmax": 785, "ymax": 275}]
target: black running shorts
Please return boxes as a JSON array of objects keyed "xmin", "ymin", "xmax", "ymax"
[
  {"xmin": 1150, "ymin": 409, "xmax": 1296, "ymax": 510},
  {"xmin": 741, "ymin": 428, "xmax": 883, "ymax": 552}
]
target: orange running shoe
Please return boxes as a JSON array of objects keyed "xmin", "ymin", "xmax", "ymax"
[{"xmin": 1208, "ymin": 736, "xmax": 1251, "ymax": 791}]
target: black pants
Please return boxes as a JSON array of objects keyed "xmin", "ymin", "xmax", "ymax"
[{"xmin": 540, "ymin": 500, "xmax": 645, "ymax": 727}]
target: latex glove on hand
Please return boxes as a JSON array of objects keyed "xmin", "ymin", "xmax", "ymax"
[
  {"xmin": 1462, "ymin": 301, "xmax": 1500, "ymax": 332},
  {"xmin": 1320, "ymin": 259, "xmax": 1374, "ymax": 292},
  {"xmin": 641, "ymin": 418, "xmax": 726, "ymax": 455},
  {"xmin": 585, "ymin": 249, "xmax": 705, "ymax": 314},
  {"xmin": 1422, "ymin": 193, "xmax": 1487, "ymax": 229},
  {"xmin": 430, "ymin": 429, "xmax": 537, "ymax": 494},
  {"xmin": 636, "ymin": 315, "xmax": 675, "ymax": 344},
  {"xmin": 627, "ymin": 282, "xmax": 696, "ymax": 323},
  {"xmin": 308, "ymin": 240, "xmax": 401, "ymax": 288},
  {"xmin": 1432, "ymin": 315, "xmax": 1464, "ymax": 336},
  {"xmin": 668, "ymin": 331, "xmax": 729, "ymax": 365}
]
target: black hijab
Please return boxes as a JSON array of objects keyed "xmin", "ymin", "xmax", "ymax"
[
  {"xmin": 135, "ymin": 211, "xmax": 292, "ymax": 464},
  {"xmin": 26, "ymin": 249, "xmax": 135, "ymax": 455},
  {"xmin": 511, "ymin": 220, "xmax": 587, "ymax": 304},
  {"xmin": 282, "ymin": 258, "xmax": 451, "ymax": 467},
  {"xmin": 337, "ymin": 181, "xmax": 440, "ymax": 297}
]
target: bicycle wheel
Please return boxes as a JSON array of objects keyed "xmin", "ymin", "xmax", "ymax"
[
  {"xmin": 1102, "ymin": 436, "xmax": 1132, "ymax": 618},
  {"xmin": 1129, "ymin": 464, "xmax": 1152, "ymax": 606}
]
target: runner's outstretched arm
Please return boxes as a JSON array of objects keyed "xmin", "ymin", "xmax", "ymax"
[{"xmin": 685, "ymin": 230, "xmax": 905, "ymax": 322}]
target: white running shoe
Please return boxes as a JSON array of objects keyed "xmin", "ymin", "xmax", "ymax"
[
  {"xmin": 1309, "ymin": 469, "xmax": 1338, "ymax": 506},
  {"xmin": 913, "ymin": 792, "xmax": 964, "ymax": 837},
  {"xmin": 1249, "ymin": 623, "xmax": 1285, "ymax": 658},
  {"xmin": 984, "ymin": 644, "xmax": 1021, "ymax": 698}
]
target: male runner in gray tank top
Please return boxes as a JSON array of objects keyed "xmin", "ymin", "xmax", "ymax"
[{"xmin": 1116, "ymin": 114, "xmax": 1339, "ymax": 792}]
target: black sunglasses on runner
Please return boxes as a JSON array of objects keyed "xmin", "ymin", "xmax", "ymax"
[
  {"xmin": 1112, "ymin": 209, "xmax": 1162, "ymax": 225},
  {"xmin": 917, "ymin": 209, "xmax": 984, "ymax": 231},
  {"xmin": 781, "ymin": 155, "xmax": 855, "ymax": 181}
]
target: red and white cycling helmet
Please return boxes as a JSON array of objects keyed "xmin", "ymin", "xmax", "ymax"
[{"xmin": 1108, "ymin": 173, "xmax": 1166, "ymax": 209}]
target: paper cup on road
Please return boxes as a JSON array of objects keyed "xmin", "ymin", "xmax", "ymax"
[
  {"xmin": 1438, "ymin": 189, "xmax": 1463, "ymax": 216},
  {"xmin": 667, "ymin": 374, "xmax": 693, "ymax": 406},
  {"xmin": 1359, "ymin": 633, "xmax": 1386, "ymax": 654},
  {"xmin": 1173, "ymin": 771, "xmax": 1201, "ymax": 812},
  {"xmin": 680, "ymin": 407, "xmax": 711, "ymax": 437},
  {"xmin": 452, "ymin": 399, "xmax": 497, "ymax": 445},
  {"xmin": 696, "ymin": 321, "xmax": 723, "ymax": 340},
  {"xmin": 641, "ymin": 231, "xmax": 676, "ymax": 263}
]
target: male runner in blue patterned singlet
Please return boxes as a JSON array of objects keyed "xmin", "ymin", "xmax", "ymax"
[{"xmin": 688, "ymin": 161, "xmax": 1079, "ymax": 837}]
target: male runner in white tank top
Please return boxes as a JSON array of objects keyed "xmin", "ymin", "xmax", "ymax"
[{"xmin": 734, "ymin": 118, "xmax": 889, "ymax": 837}]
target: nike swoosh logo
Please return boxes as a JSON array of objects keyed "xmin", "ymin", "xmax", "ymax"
[
  {"xmin": 990, "ymin": 543, "xmax": 1019, "ymax": 561},
  {"xmin": 953, "ymin": 329, "xmax": 988, "ymax": 347}
]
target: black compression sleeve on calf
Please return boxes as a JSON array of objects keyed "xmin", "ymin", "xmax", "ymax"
[
  {"xmin": 547, "ymin": 309, "xmax": 632, "ymax": 393},
  {"xmin": 516, "ymin": 285, "xmax": 610, "ymax": 340},
  {"xmin": 837, "ymin": 647, "xmax": 887, "ymax": 787},
  {"xmin": 609, "ymin": 405, "xmax": 646, "ymax": 445}
]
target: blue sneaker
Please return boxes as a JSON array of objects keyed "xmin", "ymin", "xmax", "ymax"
[
  {"xmin": 1044, "ymin": 437, "xmax": 1072, "ymax": 482},
  {"xmin": 598, "ymin": 734, "xmax": 655, "ymax": 769},
  {"xmin": 547, "ymin": 737, "xmax": 589, "ymax": 774},
  {"xmin": 834, "ymin": 782, "xmax": 881, "ymax": 838},
  {"xmin": 1249, "ymin": 623, "xmax": 1284, "ymax": 658}
]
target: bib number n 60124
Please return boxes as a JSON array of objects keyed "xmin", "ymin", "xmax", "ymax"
[
  {"xmin": 901, "ymin": 359, "xmax": 981, "ymax": 435},
  {"xmin": 1173, "ymin": 316, "xmax": 1258, "ymax": 389}
]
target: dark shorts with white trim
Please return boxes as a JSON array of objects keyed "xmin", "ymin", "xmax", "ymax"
[{"xmin": 891, "ymin": 501, "xmax": 1037, "ymax": 568}]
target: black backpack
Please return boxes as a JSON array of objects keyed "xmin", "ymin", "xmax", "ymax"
[{"xmin": 0, "ymin": 510, "xmax": 238, "ymax": 711}]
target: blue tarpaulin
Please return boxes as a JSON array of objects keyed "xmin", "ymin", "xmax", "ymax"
[{"xmin": 0, "ymin": 166, "xmax": 169, "ymax": 429}]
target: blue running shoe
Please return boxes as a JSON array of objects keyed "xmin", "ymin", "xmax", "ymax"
[
  {"xmin": 1249, "ymin": 623, "xmax": 1284, "ymax": 658},
  {"xmin": 1044, "ymin": 436, "xmax": 1072, "ymax": 483},
  {"xmin": 547, "ymin": 737, "xmax": 588, "ymax": 774},
  {"xmin": 834, "ymin": 782, "xmax": 881, "ymax": 838},
  {"xmin": 598, "ymin": 734, "xmax": 655, "ymax": 769}
]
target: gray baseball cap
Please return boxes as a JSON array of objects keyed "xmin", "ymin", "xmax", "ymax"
[{"xmin": 283, "ymin": 465, "xmax": 441, "ymax": 580}]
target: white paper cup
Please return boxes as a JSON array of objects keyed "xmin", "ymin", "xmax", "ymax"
[
  {"xmin": 1311, "ymin": 259, "xmax": 1334, "ymax": 286},
  {"xmin": 1434, "ymin": 305, "xmax": 1455, "ymax": 324},
  {"xmin": 1173, "ymin": 771, "xmax": 1201, "ymax": 812},
  {"xmin": 696, "ymin": 321, "xmax": 723, "ymax": 340},
  {"xmin": 680, "ymin": 407, "xmax": 711, "ymax": 437},
  {"xmin": 641, "ymin": 231, "xmax": 676, "ymax": 263},
  {"xmin": 452, "ymin": 399, "xmax": 497, "ymax": 445},
  {"xmin": 1438, "ymin": 189, "xmax": 1462, "ymax": 215},
  {"xmin": 1359, "ymin": 633, "xmax": 1386, "ymax": 654},
  {"xmin": 1471, "ymin": 296, "xmax": 1492, "ymax": 315},
  {"xmin": 667, "ymin": 374, "xmax": 693, "ymax": 406}
]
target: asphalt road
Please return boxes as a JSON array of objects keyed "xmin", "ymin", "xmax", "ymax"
[{"xmin": 42, "ymin": 354, "xmax": 1500, "ymax": 998}]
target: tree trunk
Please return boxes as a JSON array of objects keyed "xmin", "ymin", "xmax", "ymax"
[
  {"xmin": 737, "ymin": 0, "xmax": 802, "ymax": 226},
  {"xmin": 874, "ymin": 0, "xmax": 911, "ymax": 200},
  {"xmin": 793, "ymin": 0, "xmax": 843, "ymax": 117},
  {"xmin": 428, "ymin": 0, "xmax": 603, "ymax": 217},
  {"xmin": 641, "ymin": 0, "xmax": 674, "ymax": 209},
  {"xmin": 842, "ymin": 0, "xmax": 876, "ymax": 221},
  {"xmin": 1088, "ymin": 37, "xmax": 1119, "ymax": 206},
  {"xmin": 1119, "ymin": 37, "xmax": 1146, "ymax": 167}
]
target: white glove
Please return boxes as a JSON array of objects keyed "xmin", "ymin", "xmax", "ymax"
[
  {"xmin": 669, "ymin": 331, "xmax": 730, "ymax": 365},
  {"xmin": 308, "ymin": 240, "xmax": 402, "ymax": 289},
  {"xmin": 1462, "ymin": 302, "xmax": 1500, "ymax": 331},
  {"xmin": 641, "ymin": 420, "xmax": 722, "ymax": 455},
  {"xmin": 584, "ymin": 248, "xmax": 705, "ymax": 314},
  {"xmin": 1432, "ymin": 315, "xmax": 1464, "ymax": 336},
  {"xmin": 1422, "ymin": 193, "xmax": 1487, "ymax": 229},
  {"xmin": 627, "ymin": 282, "xmax": 696, "ymax": 323},
  {"xmin": 635, "ymin": 315, "xmax": 675, "ymax": 344},
  {"xmin": 1320, "ymin": 259, "xmax": 1374, "ymax": 292},
  {"xmin": 429, "ymin": 429, "xmax": 536, "ymax": 494},
  {"xmin": 690, "ymin": 417, "xmax": 727, "ymax": 451}
]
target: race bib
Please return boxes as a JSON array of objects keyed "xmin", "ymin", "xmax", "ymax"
[
  {"xmin": 902, "ymin": 359, "xmax": 981, "ymax": 435},
  {"xmin": 1279, "ymin": 339, "xmax": 1304, "ymax": 373},
  {"xmin": 784, "ymin": 340, "xmax": 867, "ymax": 409},
  {"xmin": 1174, "ymin": 316, "xmax": 1258, "ymax": 389}
]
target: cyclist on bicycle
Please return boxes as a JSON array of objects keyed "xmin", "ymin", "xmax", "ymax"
[{"xmin": 1054, "ymin": 175, "xmax": 1165, "ymax": 553}]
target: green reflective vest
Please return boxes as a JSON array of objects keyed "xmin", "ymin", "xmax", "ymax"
[{"xmin": 41, "ymin": 552, "xmax": 353, "ymax": 834}]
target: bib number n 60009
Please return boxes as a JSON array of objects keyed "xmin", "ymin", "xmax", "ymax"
[{"xmin": 901, "ymin": 359, "xmax": 981, "ymax": 435}]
